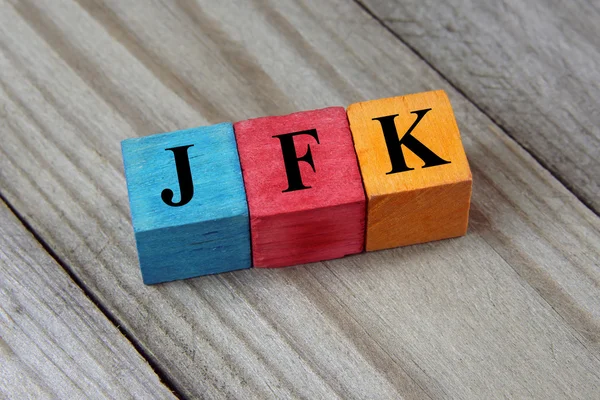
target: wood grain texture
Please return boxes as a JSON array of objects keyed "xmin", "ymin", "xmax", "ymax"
[
  {"xmin": 0, "ymin": 201, "xmax": 176, "ymax": 399},
  {"xmin": 358, "ymin": 0, "xmax": 600, "ymax": 214},
  {"xmin": 347, "ymin": 90, "xmax": 472, "ymax": 251},
  {"xmin": 0, "ymin": 0, "xmax": 599, "ymax": 398},
  {"xmin": 234, "ymin": 107, "xmax": 366, "ymax": 268}
]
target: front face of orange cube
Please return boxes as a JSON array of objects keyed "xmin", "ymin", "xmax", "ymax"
[{"xmin": 347, "ymin": 90, "xmax": 472, "ymax": 251}]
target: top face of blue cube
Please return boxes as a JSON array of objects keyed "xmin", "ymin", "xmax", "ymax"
[{"xmin": 122, "ymin": 123, "xmax": 248, "ymax": 233}]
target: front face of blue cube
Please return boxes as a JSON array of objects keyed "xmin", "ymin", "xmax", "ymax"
[{"xmin": 122, "ymin": 123, "xmax": 251, "ymax": 284}]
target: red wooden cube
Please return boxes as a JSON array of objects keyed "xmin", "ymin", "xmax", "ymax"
[{"xmin": 234, "ymin": 107, "xmax": 366, "ymax": 268}]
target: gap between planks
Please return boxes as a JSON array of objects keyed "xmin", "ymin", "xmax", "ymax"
[
  {"xmin": 352, "ymin": 0, "xmax": 599, "ymax": 218},
  {"xmin": 0, "ymin": 0, "xmax": 599, "ymax": 397},
  {"xmin": 0, "ymin": 192, "xmax": 185, "ymax": 400}
]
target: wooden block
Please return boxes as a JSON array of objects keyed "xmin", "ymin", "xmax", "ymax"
[
  {"xmin": 121, "ymin": 123, "xmax": 251, "ymax": 284},
  {"xmin": 347, "ymin": 90, "xmax": 472, "ymax": 251},
  {"xmin": 234, "ymin": 107, "xmax": 366, "ymax": 268}
]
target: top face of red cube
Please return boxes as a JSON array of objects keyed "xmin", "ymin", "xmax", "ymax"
[{"xmin": 234, "ymin": 107, "xmax": 365, "ymax": 218}]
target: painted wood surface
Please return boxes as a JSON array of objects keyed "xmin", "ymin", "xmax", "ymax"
[
  {"xmin": 122, "ymin": 123, "xmax": 251, "ymax": 284},
  {"xmin": 348, "ymin": 90, "xmax": 472, "ymax": 251},
  {"xmin": 358, "ymin": 0, "xmax": 600, "ymax": 214},
  {"xmin": 0, "ymin": 0, "xmax": 599, "ymax": 398},
  {"xmin": 234, "ymin": 107, "xmax": 365, "ymax": 268},
  {"xmin": 0, "ymin": 201, "xmax": 176, "ymax": 399}
]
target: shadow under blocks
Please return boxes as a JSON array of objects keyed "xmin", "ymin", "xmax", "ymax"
[{"xmin": 121, "ymin": 90, "xmax": 471, "ymax": 284}]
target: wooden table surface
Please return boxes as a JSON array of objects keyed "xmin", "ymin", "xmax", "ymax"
[{"xmin": 1, "ymin": 1, "xmax": 599, "ymax": 398}]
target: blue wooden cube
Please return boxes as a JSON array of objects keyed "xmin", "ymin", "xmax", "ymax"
[{"xmin": 121, "ymin": 123, "xmax": 251, "ymax": 284}]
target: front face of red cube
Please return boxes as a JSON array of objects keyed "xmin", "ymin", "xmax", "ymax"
[{"xmin": 234, "ymin": 107, "xmax": 366, "ymax": 268}]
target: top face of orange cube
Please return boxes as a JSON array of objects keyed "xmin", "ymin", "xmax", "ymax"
[{"xmin": 347, "ymin": 90, "xmax": 471, "ymax": 198}]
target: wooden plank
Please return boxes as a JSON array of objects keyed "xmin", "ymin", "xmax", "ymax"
[
  {"xmin": 0, "ymin": 201, "xmax": 176, "ymax": 399},
  {"xmin": 0, "ymin": 0, "xmax": 599, "ymax": 398},
  {"xmin": 357, "ymin": 0, "xmax": 600, "ymax": 214}
]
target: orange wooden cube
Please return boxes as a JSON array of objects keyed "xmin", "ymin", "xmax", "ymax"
[{"xmin": 347, "ymin": 90, "xmax": 472, "ymax": 251}]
